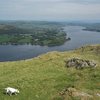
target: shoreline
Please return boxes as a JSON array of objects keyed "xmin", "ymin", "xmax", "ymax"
[{"xmin": 0, "ymin": 44, "xmax": 99, "ymax": 63}]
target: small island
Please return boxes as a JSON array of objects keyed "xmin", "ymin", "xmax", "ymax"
[{"xmin": 0, "ymin": 21, "xmax": 70, "ymax": 46}]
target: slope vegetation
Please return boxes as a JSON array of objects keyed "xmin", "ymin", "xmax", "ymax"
[{"xmin": 0, "ymin": 45, "xmax": 100, "ymax": 100}]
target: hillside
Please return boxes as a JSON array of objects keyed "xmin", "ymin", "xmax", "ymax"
[
  {"xmin": 66, "ymin": 22, "xmax": 100, "ymax": 32},
  {"xmin": 0, "ymin": 22, "xmax": 69, "ymax": 46},
  {"xmin": 83, "ymin": 23, "xmax": 100, "ymax": 32},
  {"xmin": 0, "ymin": 45, "xmax": 100, "ymax": 100}
]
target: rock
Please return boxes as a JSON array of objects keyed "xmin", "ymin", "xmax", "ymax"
[
  {"xmin": 60, "ymin": 87, "xmax": 93, "ymax": 100},
  {"xmin": 87, "ymin": 61, "xmax": 96, "ymax": 68},
  {"xmin": 65, "ymin": 58, "xmax": 96, "ymax": 69},
  {"xmin": 96, "ymin": 93, "xmax": 100, "ymax": 97}
]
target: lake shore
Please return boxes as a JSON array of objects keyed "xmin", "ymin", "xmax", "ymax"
[{"xmin": 0, "ymin": 25, "xmax": 100, "ymax": 61}]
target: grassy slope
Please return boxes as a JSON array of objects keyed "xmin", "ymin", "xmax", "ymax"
[{"xmin": 0, "ymin": 45, "xmax": 100, "ymax": 100}]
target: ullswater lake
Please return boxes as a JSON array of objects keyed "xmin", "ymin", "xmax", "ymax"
[{"xmin": 0, "ymin": 25, "xmax": 100, "ymax": 62}]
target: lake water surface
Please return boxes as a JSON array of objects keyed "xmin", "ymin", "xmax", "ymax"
[{"xmin": 0, "ymin": 25, "xmax": 100, "ymax": 62}]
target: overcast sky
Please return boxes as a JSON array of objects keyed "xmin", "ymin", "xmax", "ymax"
[{"xmin": 0, "ymin": 0, "xmax": 100, "ymax": 21}]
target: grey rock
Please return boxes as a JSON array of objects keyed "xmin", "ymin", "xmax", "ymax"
[{"xmin": 65, "ymin": 58, "xmax": 96, "ymax": 69}]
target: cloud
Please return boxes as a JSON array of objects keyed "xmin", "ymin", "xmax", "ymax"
[
  {"xmin": 63, "ymin": 0, "xmax": 100, "ymax": 4},
  {"xmin": 0, "ymin": 0, "xmax": 100, "ymax": 21}
]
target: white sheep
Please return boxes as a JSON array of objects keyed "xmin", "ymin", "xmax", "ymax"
[{"xmin": 4, "ymin": 87, "xmax": 19, "ymax": 96}]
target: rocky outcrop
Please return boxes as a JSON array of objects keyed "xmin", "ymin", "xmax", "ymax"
[
  {"xmin": 65, "ymin": 58, "xmax": 96, "ymax": 69},
  {"xmin": 59, "ymin": 87, "xmax": 93, "ymax": 100}
]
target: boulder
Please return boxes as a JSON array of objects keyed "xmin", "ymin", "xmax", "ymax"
[{"xmin": 65, "ymin": 58, "xmax": 96, "ymax": 69}]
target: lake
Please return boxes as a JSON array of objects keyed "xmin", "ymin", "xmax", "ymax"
[{"xmin": 0, "ymin": 25, "xmax": 100, "ymax": 62}]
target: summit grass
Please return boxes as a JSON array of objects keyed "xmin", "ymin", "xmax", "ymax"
[{"xmin": 0, "ymin": 44, "xmax": 100, "ymax": 100}]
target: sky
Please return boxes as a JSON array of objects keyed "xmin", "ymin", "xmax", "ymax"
[{"xmin": 0, "ymin": 0, "xmax": 100, "ymax": 22}]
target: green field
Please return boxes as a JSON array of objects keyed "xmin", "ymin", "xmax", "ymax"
[
  {"xmin": 0, "ymin": 45, "xmax": 100, "ymax": 100},
  {"xmin": 0, "ymin": 22, "xmax": 69, "ymax": 46}
]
